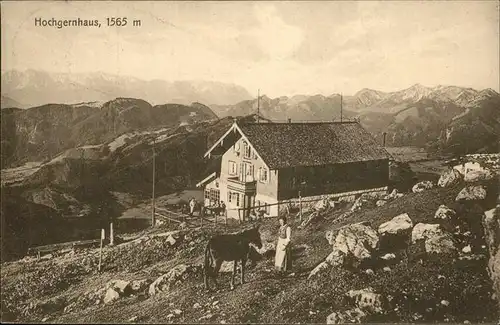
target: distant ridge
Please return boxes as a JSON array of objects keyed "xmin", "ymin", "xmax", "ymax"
[{"xmin": 1, "ymin": 69, "xmax": 253, "ymax": 108}]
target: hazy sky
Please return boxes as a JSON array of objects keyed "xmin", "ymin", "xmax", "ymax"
[{"xmin": 1, "ymin": 1, "xmax": 499, "ymax": 97}]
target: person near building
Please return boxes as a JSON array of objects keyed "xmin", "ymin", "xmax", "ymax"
[{"xmin": 275, "ymin": 216, "xmax": 292, "ymax": 274}]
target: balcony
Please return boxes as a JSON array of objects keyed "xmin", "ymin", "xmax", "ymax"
[{"xmin": 227, "ymin": 176, "xmax": 257, "ymax": 194}]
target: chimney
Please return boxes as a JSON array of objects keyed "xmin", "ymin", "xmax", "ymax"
[
  {"xmin": 288, "ymin": 118, "xmax": 291, "ymax": 123},
  {"xmin": 383, "ymin": 132, "xmax": 387, "ymax": 147}
]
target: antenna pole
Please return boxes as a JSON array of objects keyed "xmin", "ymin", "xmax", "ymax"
[
  {"xmin": 257, "ymin": 89, "xmax": 260, "ymax": 124},
  {"xmin": 340, "ymin": 93, "xmax": 343, "ymax": 122},
  {"xmin": 151, "ymin": 137, "xmax": 156, "ymax": 227}
]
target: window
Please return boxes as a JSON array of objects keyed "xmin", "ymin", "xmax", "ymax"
[
  {"xmin": 228, "ymin": 161, "xmax": 237, "ymax": 175},
  {"xmin": 259, "ymin": 167, "xmax": 268, "ymax": 183},
  {"xmin": 245, "ymin": 163, "xmax": 254, "ymax": 181},
  {"xmin": 243, "ymin": 141, "xmax": 251, "ymax": 159},
  {"xmin": 207, "ymin": 189, "xmax": 219, "ymax": 204},
  {"xmin": 228, "ymin": 191, "xmax": 240, "ymax": 206}
]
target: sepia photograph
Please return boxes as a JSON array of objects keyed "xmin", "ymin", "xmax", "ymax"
[{"xmin": 1, "ymin": 0, "xmax": 499, "ymax": 323}]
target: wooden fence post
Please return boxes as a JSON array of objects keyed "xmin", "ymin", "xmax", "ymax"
[
  {"xmin": 200, "ymin": 207, "xmax": 204, "ymax": 229},
  {"xmin": 299, "ymin": 191, "xmax": 302, "ymax": 222},
  {"xmin": 98, "ymin": 228, "xmax": 105, "ymax": 272},
  {"xmin": 109, "ymin": 222, "xmax": 114, "ymax": 246}
]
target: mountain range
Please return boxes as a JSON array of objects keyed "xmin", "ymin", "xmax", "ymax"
[
  {"xmin": 1, "ymin": 69, "xmax": 253, "ymax": 108},
  {"xmin": 213, "ymin": 84, "xmax": 500, "ymax": 154},
  {"xmin": 0, "ymin": 98, "xmax": 218, "ymax": 168}
]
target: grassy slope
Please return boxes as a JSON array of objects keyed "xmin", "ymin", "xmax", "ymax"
[{"xmin": 1, "ymin": 185, "xmax": 498, "ymax": 323}]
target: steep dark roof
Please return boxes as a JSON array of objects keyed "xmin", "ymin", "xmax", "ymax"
[{"xmin": 238, "ymin": 122, "xmax": 391, "ymax": 169}]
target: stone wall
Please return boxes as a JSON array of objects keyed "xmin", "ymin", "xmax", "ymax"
[{"xmin": 277, "ymin": 186, "xmax": 388, "ymax": 215}]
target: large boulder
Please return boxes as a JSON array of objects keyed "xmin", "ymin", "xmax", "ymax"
[
  {"xmin": 149, "ymin": 264, "xmax": 200, "ymax": 296},
  {"xmin": 346, "ymin": 287, "xmax": 384, "ymax": 314},
  {"xmin": 130, "ymin": 279, "xmax": 152, "ymax": 294},
  {"xmin": 332, "ymin": 222, "xmax": 379, "ymax": 263},
  {"xmin": 384, "ymin": 189, "xmax": 404, "ymax": 200},
  {"xmin": 411, "ymin": 223, "xmax": 456, "ymax": 255},
  {"xmin": 455, "ymin": 185, "xmax": 487, "ymax": 202},
  {"xmin": 308, "ymin": 249, "xmax": 345, "ymax": 279},
  {"xmin": 434, "ymin": 205, "xmax": 456, "ymax": 220},
  {"xmin": 438, "ymin": 168, "xmax": 463, "ymax": 187},
  {"xmin": 412, "ymin": 181, "xmax": 434, "ymax": 193},
  {"xmin": 483, "ymin": 207, "xmax": 500, "ymax": 254},
  {"xmin": 378, "ymin": 213, "xmax": 413, "ymax": 236},
  {"xmin": 102, "ymin": 279, "xmax": 132, "ymax": 304},
  {"xmin": 483, "ymin": 207, "xmax": 500, "ymax": 309},
  {"xmin": 103, "ymin": 288, "xmax": 120, "ymax": 304},
  {"xmin": 308, "ymin": 261, "xmax": 331, "ymax": 279},
  {"xmin": 327, "ymin": 308, "xmax": 367, "ymax": 324},
  {"xmin": 106, "ymin": 280, "xmax": 131, "ymax": 295},
  {"xmin": 424, "ymin": 232, "xmax": 457, "ymax": 255},
  {"xmin": 325, "ymin": 249, "xmax": 345, "ymax": 267},
  {"xmin": 378, "ymin": 214, "xmax": 413, "ymax": 252},
  {"xmin": 411, "ymin": 223, "xmax": 443, "ymax": 243},
  {"xmin": 464, "ymin": 169, "xmax": 495, "ymax": 183}
]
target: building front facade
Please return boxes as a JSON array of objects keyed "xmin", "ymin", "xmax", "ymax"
[{"xmin": 197, "ymin": 121, "xmax": 391, "ymax": 220}]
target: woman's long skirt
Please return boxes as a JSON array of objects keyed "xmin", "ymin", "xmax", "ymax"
[{"xmin": 274, "ymin": 239, "xmax": 292, "ymax": 272}]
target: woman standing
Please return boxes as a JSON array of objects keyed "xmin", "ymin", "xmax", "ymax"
[{"xmin": 275, "ymin": 216, "xmax": 292, "ymax": 274}]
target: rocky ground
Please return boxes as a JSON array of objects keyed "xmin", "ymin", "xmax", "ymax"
[{"xmin": 1, "ymin": 163, "xmax": 499, "ymax": 323}]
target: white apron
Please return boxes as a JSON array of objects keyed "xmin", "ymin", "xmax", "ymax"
[{"xmin": 275, "ymin": 225, "xmax": 291, "ymax": 271}]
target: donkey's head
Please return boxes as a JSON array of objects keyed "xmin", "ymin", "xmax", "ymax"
[{"xmin": 245, "ymin": 225, "xmax": 263, "ymax": 249}]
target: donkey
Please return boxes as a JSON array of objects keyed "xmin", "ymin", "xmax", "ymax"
[{"xmin": 204, "ymin": 225, "xmax": 263, "ymax": 291}]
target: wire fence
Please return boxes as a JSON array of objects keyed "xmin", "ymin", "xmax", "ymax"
[{"xmin": 202, "ymin": 186, "xmax": 388, "ymax": 226}]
